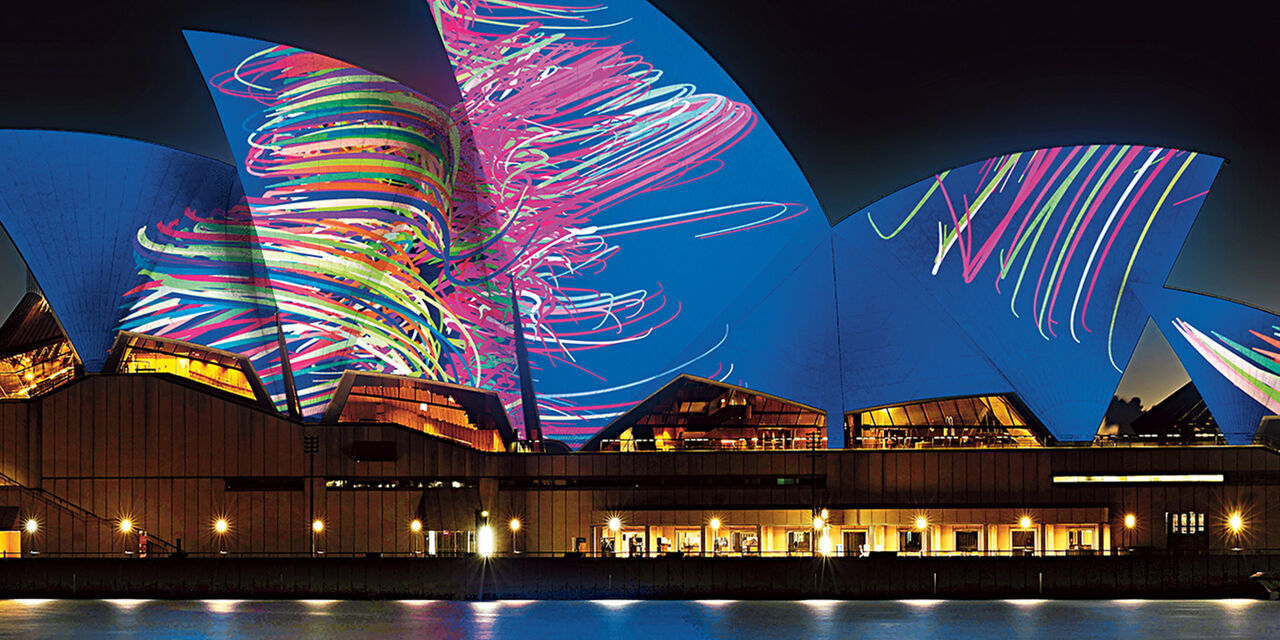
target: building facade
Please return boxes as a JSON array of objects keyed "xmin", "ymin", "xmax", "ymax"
[{"xmin": 2, "ymin": 368, "xmax": 1275, "ymax": 559}]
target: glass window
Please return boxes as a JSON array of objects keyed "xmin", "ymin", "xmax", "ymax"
[
  {"xmin": 987, "ymin": 397, "xmax": 1014, "ymax": 426},
  {"xmin": 898, "ymin": 530, "xmax": 922, "ymax": 553},
  {"xmin": 904, "ymin": 403, "xmax": 927, "ymax": 426},
  {"xmin": 955, "ymin": 398, "xmax": 979, "ymax": 424},
  {"xmin": 922, "ymin": 401, "xmax": 943, "ymax": 424},
  {"xmin": 955, "ymin": 530, "xmax": 979, "ymax": 552},
  {"xmin": 887, "ymin": 406, "xmax": 909, "ymax": 426},
  {"xmin": 1011, "ymin": 530, "xmax": 1036, "ymax": 552},
  {"xmin": 936, "ymin": 400, "xmax": 959, "ymax": 425}
]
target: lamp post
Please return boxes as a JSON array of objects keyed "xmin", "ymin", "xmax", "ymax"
[
  {"xmin": 213, "ymin": 518, "xmax": 229, "ymax": 555},
  {"xmin": 1227, "ymin": 511, "xmax": 1244, "ymax": 551},
  {"xmin": 509, "ymin": 518, "xmax": 521, "ymax": 555},
  {"xmin": 709, "ymin": 517, "xmax": 721, "ymax": 556},
  {"xmin": 312, "ymin": 519, "xmax": 324, "ymax": 555},
  {"xmin": 411, "ymin": 519, "xmax": 423, "ymax": 556},
  {"xmin": 23, "ymin": 518, "xmax": 37, "ymax": 556},
  {"xmin": 1123, "ymin": 513, "xmax": 1136, "ymax": 553},
  {"xmin": 119, "ymin": 518, "xmax": 133, "ymax": 556},
  {"xmin": 608, "ymin": 516, "xmax": 621, "ymax": 557}
]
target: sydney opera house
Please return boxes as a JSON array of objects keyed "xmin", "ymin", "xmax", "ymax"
[{"xmin": 0, "ymin": 0, "xmax": 1278, "ymax": 563}]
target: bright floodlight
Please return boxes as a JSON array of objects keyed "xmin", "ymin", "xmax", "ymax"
[
  {"xmin": 1228, "ymin": 511, "xmax": 1244, "ymax": 534},
  {"xmin": 119, "ymin": 519, "xmax": 132, "ymax": 534},
  {"xmin": 214, "ymin": 518, "xmax": 229, "ymax": 534},
  {"xmin": 24, "ymin": 519, "xmax": 37, "ymax": 534},
  {"xmin": 608, "ymin": 517, "xmax": 622, "ymax": 532},
  {"xmin": 915, "ymin": 516, "xmax": 928, "ymax": 530},
  {"xmin": 818, "ymin": 533, "xmax": 833, "ymax": 556},
  {"xmin": 509, "ymin": 518, "xmax": 521, "ymax": 532},
  {"xmin": 709, "ymin": 517, "xmax": 721, "ymax": 530},
  {"xmin": 1124, "ymin": 514, "xmax": 1136, "ymax": 529},
  {"xmin": 812, "ymin": 516, "xmax": 824, "ymax": 530},
  {"xmin": 477, "ymin": 525, "xmax": 495, "ymax": 557},
  {"xmin": 312, "ymin": 519, "xmax": 324, "ymax": 533},
  {"xmin": 410, "ymin": 519, "xmax": 422, "ymax": 533},
  {"xmin": 1019, "ymin": 516, "xmax": 1032, "ymax": 529}
]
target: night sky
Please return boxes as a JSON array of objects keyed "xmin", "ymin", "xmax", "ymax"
[{"xmin": 1, "ymin": 0, "xmax": 1276, "ymax": 410}]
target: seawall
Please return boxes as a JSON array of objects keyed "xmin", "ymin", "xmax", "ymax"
[{"xmin": 1, "ymin": 556, "xmax": 1277, "ymax": 600}]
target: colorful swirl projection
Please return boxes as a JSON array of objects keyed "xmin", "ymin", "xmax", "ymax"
[
  {"xmin": 868, "ymin": 145, "xmax": 1210, "ymax": 371},
  {"xmin": 129, "ymin": 44, "xmax": 520, "ymax": 418},
  {"xmin": 1171, "ymin": 319, "xmax": 1280, "ymax": 415},
  {"xmin": 430, "ymin": 0, "xmax": 810, "ymax": 438},
  {"xmin": 120, "ymin": 203, "xmax": 289, "ymax": 408},
  {"xmin": 145, "ymin": 14, "xmax": 805, "ymax": 440}
]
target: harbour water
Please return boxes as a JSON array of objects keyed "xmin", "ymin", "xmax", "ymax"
[{"xmin": 1, "ymin": 598, "xmax": 1276, "ymax": 639}]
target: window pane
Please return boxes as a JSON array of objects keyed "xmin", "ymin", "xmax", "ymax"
[
  {"xmin": 955, "ymin": 398, "xmax": 979, "ymax": 424},
  {"xmin": 987, "ymin": 397, "xmax": 1014, "ymax": 425},
  {"xmin": 888, "ymin": 406, "xmax": 909, "ymax": 426},
  {"xmin": 904, "ymin": 403, "xmax": 927, "ymax": 426},
  {"xmin": 922, "ymin": 402, "xmax": 943, "ymax": 424},
  {"xmin": 937, "ymin": 401, "xmax": 959, "ymax": 425}
]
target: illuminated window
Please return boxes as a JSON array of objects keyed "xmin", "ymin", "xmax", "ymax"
[
  {"xmin": 1166, "ymin": 511, "xmax": 1206, "ymax": 535},
  {"xmin": 898, "ymin": 530, "xmax": 923, "ymax": 553},
  {"xmin": 590, "ymin": 376, "xmax": 827, "ymax": 452},
  {"xmin": 114, "ymin": 334, "xmax": 257, "ymax": 401},
  {"xmin": 332, "ymin": 375, "xmax": 512, "ymax": 453},
  {"xmin": 847, "ymin": 394, "xmax": 1045, "ymax": 449},
  {"xmin": 0, "ymin": 341, "xmax": 76, "ymax": 399},
  {"xmin": 1052, "ymin": 474, "xmax": 1224, "ymax": 484},
  {"xmin": 955, "ymin": 530, "xmax": 979, "ymax": 553}
]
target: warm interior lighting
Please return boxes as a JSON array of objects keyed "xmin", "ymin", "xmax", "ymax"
[
  {"xmin": 1019, "ymin": 516, "xmax": 1032, "ymax": 529},
  {"xmin": 709, "ymin": 517, "xmax": 722, "ymax": 530},
  {"xmin": 477, "ymin": 525, "xmax": 495, "ymax": 557},
  {"xmin": 1228, "ymin": 511, "xmax": 1244, "ymax": 534},
  {"xmin": 608, "ymin": 516, "xmax": 622, "ymax": 532},
  {"xmin": 24, "ymin": 519, "xmax": 37, "ymax": 534},
  {"xmin": 410, "ymin": 519, "xmax": 423, "ymax": 533},
  {"xmin": 820, "ymin": 509, "xmax": 829, "ymax": 520},
  {"xmin": 312, "ymin": 519, "xmax": 324, "ymax": 533},
  {"xmin": 818, "ymin": 533, "xmax": 833, "ymax": 556},
  {"xmin": 915, "ymin": 516, "xmax": 928, "ymax": 530},
  {"xmin": 812, "ymin": 516, "xmax": 824, "ymax": 530},
  {"xmin": 119, "ymin": 519, "xmax": 133, "ymax": 534},
  {"xmin": 1052, "ymin": 474, "xmax": 1224, "ymax": 484},
  {"xmin": 1124, "ymin": 514, "xmax": 1136, "ymax": 529},
  {"xmin": 509, "ymin": 518, "xmax": 521, "ymax": 532},
  {"xmin": 213, "ymin": 518, "xmax": 229, "ymax": 534}
]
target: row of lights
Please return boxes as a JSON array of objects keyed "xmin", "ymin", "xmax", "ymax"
[{"xmin": 23, "ymin": 509, "xmax": 1246, "ymax": 555}]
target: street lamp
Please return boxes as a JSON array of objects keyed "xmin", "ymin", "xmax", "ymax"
[
  {"xmin": 1228, "ymin": 511, "xmax": 1244, "ymax": 535},
  {"xmin": 915, "ymin": 516, "xmax": 928, "ymax": 530},
  {"xmin": 119, "ymin": 518, "xmax": 134, "ymax": 556},
  {"xmin": 23, "ymin": 518, "xmax": 37, "ymax": 556},
  {"xmin": 312, "ymin": 519, "xmax": 324, "ymax": 555},
  {"xmin": 410, "ymin": 519, "xmax": 423, "ymax": 556},
  {"xmin": 1124, "ymin": 514, "xmax": 1136, "ymax": 529},
  {"xmin": 1019, "ymin": 516, "xmax": 1032, "ymax": 530},
  {"xmin": 213, "ymin": 518, "xmax": 229, "ymax": 555},
  {"xmin": 509, "ymin": 518, "xmax": 521, "ymax": 555},
  {"xmin": 477, "ymin": 525, "xmax": 495, "ymax": 558},
  {"xmin": 709, "ymin": 517, "xmax": 722, "ymax": 555}
]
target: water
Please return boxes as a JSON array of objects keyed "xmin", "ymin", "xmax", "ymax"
[{"xmin": 1, "ymin": 598, "xmax": 1276, "ymax": 639}]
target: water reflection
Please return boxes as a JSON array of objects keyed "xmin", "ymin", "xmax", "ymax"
[{"xmin": 0, "ymin": 599, "xmax": 1274, "ymax": 639}]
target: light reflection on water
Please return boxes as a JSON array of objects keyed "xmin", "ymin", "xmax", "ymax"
[{"xmin": 0, "ymin": 598, "xmax": 1276, "ymax": 639}]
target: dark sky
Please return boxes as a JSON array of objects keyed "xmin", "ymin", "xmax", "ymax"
[{"xmin": 2, "ymin": 0, "xmax": 1277, "ymax": 409}]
